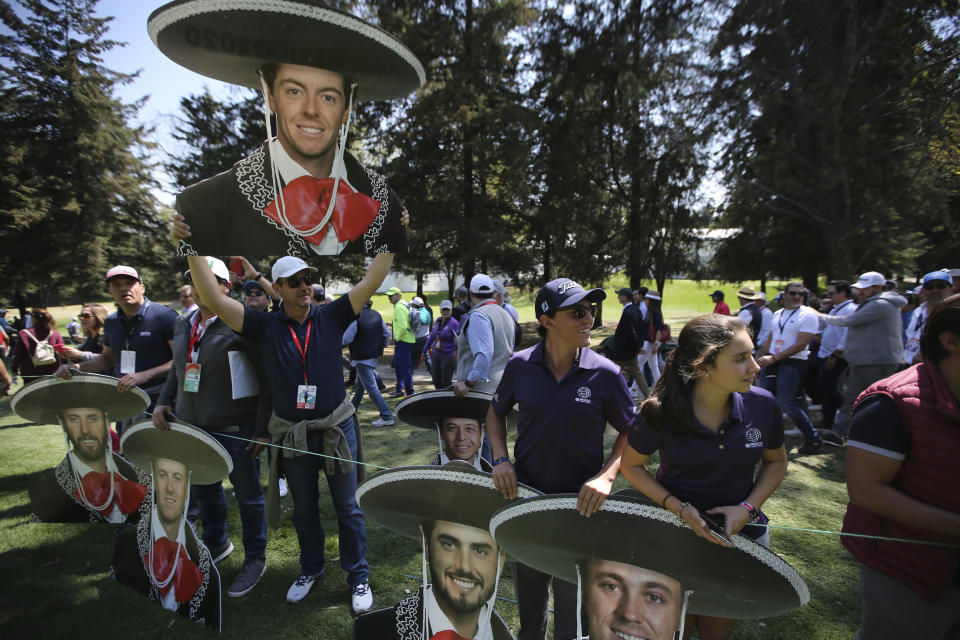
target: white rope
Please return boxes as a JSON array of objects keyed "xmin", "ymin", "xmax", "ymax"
[
  {"xmin": 677, "ymin": 589, "xmax": 694, "ymax": 639},
  {"xmin": 575, "ymin": 564, "xmax": 583, "ymax": 640}
]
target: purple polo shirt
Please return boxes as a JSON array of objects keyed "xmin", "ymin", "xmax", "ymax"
[
  {"xmin": 627, "ymin": 385, "xmax": 784, "ymax": 540},
  {"xmin": 241, "ymin": 294, "xmax": 356, "ymax": 422},
  {"xmin": 491, "ymin": 342, "xmax": 635, "ymax": 494}
]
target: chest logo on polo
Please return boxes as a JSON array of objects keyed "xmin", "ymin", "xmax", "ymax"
[
  {"xmin": 575, "ymin": 386, "xmax": 592, "ymax": 404},
  {"xmin": 744, "ymin": 427, "xmax": 763, "ymax": 448}
]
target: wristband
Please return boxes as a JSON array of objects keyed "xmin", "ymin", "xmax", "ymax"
[
  {"xmin": 661, "ymin": 493, "xmax": 674, "ymax": 509},
  {"xmin": 254, "ymin": 271, "xmax": 263, "ymax": 280},
  {"xmin": 464, "ymin": 379, "xmax": 476, "ymax": 388},
  {"xmin": 492, "ymin": 456, "xmax": 511, "ymax": 467},
  {"xmin": 740, "ymin": 501, "xmax": 759, "ymax": 521}
]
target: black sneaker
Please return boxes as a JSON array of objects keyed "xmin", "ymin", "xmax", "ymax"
[
  {"xmin": 798, "ymin": 439, "xmax": 824, "ymax": 455},
  {"xmin": 209, "ymin": 539, "xmax": 234, "ymax": 564},
  {"xmin": 228, "ymin": 558, "xmax": 266, "ymax": 598},
  {"xmin": 820, "ymin": 430, "xmax": 846, "ymax": 447}
]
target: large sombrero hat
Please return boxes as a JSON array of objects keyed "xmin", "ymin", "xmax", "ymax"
[
  {"xmin": 356, "ymin": 463, "xmax": 540, "ymax": 541},
  {"xmin": 121, "ymin": 420, "xmax": 232, "ymax": 485},
  {"xmin": 490, "ymin": 494, "xmax": 809, "ymax": 619},
  {"xmin": 396, "ymin": 390, "xmax": 493, "ymax": 430},
  {"xmin": 148, "ymin": 0, "xmax": 426, "ymax": 100},
  {"xmin": 11, "ymin": 374, "xmax": 150, "ymax": 425}
]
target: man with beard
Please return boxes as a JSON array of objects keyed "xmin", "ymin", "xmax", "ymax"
[
  {"xmin": 113, "ymin": 421, "xmax": 232, "ymax": 631},
  {"xmin": 11, "ymin": 374, "xmax": 151, "ymax": 523},
  {"xmin": 355, "ymin": 464, "xmax": 540, "ymax": 639}
]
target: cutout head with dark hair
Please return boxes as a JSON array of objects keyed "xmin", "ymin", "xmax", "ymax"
[
  {"xmin": 152, "ymin": 0, "xmax": 424, "ymax": 257},
  {"xmin": 397, "ymin": 391, "xmax": 495, "ymax": 471},
  {"xmin": 112, "ymin": 421, "xmax": 232, "ymax": 631},
  {"xmin": 11, "ymin": 374, "xmax": 151, "ymax": 523},
  {"xmin": 355, "ymin": 464, "xmax": 540, "ymax": 639}
]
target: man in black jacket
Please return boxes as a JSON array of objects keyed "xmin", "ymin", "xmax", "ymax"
[
  {"xmin": 610, "ymin": 287, "xmax": 649, "ymax": 401},
  {"xmin": 343, "ymin": 300, "xmax": 393, "ymax": 426}
]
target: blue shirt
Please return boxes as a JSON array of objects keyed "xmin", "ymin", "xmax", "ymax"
[
  {"xmin": 241, "ymin": 294, "xmax": 356, "ymax": 421},
  {"xmin": 491, "ymin": 343, "xmax": 635, "ymax": 494},
  {"xmin": 627, "ymin": 386, "xmax": 784, "ymax": 540},
  {"xmin": 465, "ymin": 309, "xmax": 494, "ymax": 383},
  {"xmin": 101, "ymin": 297, "xmax": 177, "ymax": 387}
]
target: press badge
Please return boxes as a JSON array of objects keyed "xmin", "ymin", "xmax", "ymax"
[
  {"xmin": 120, "ymin": 350, "xmax": 136, "ymax": 374},
  {"xmin": 296, "ymin": 385, "xmax": 317, "ymax": 410},
  {"xmin": 184, "ymin": 363, "xmax": 202, "ymax": 392},
  {"xmin": 773, "ymin": 339, "xmax": 785, "ymax": 354}
]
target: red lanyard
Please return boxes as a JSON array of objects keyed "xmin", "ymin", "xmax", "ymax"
[
  {"xmin": 474, "ymin": 300, "xmax": 498, "ymax": 310},
  {"xmin": 287, "ymin": 320, "xmax": 313, "ymax": 384},
  {"xmin": 187, "ymin": 316, "xmax": 207, "ymax": 364}
]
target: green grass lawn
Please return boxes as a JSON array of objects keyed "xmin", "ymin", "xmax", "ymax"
[{"xmin": 0, "ymin": 381, "xmax": 860, "ymax": 639}]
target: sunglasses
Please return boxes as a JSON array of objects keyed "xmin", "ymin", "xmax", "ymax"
[
  {"xmin": 78, "ymin": 312, "xmax": 93, "ymax": 319},
  {"xmin": 560, "ymin": 304, "xmax": 597, "ymax": 320},
  {"xmin": 247, "ymin": 289, "xmax": 266, "ymax": 297},
  {"xmin": 785, "ymin": 291, "xmax": 805, "ymax": 297},
  {"xmin": 282, "ymin": 275, "xmax": 312, "ymax": 288},
  {"xmin": 923, "ymin": 281, "xmax": 950, "ymax": 290}
]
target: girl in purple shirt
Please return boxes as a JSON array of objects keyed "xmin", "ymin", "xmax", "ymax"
[
  {"xmin": 423, "ymin": 302, "xmax": 460, "ymax": 389},
  {"xmin": 621, "ymin": 314, "xmax": 788, "ymax": 640}
]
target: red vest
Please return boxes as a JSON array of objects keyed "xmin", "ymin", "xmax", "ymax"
[{"xmin": 841, "ymin": 363, "xmax": 960, "ymax": 601}]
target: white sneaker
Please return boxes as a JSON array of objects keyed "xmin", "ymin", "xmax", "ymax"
[
  {"xmin": 286, "ymin": 573, "xmax": 320, "ymax": 603},
  {"xmin": 278, "ymin": 478, "xmax": 288, "ymax": 498},
  {"xmin": 351, "ymin": 581, "xmax": 374, "ymax": 613},
  {"xmin": 371, "ymin": 417, "xmax": 395, "ymax": 426},
  {"xmin": 783, "ymin": 427, "xmax": 804, "ymax": 438}
]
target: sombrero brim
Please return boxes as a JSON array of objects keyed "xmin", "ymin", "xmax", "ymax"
[
  {"xmin": 356, "ymin": 464, "xmax": 540, "ymax": 541},
  {"xmin": 396, "ymin": 391, "xmax": 493, "ymax": 430},
  {"xmin": 490, "ymin": 495, "xmax": 809, "ymax": 619},
  {"xmin": 120, "ymin": 420, "xmax": 232, "ymax": 485},
  {"xmin": 11, "ymin": 374, "xmax": 150, "ymax": 424},
  {"xmin": 148, "ymin": 0, "xmax": 426, "ymax": 100}
]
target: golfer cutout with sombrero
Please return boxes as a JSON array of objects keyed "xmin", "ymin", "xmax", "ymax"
[
  {"xmin": 396, "ymin": 390, "xmax": 495, "ymax": 472},
  {"xmin": 112, "ymin": 421, "xmax": 232, "ymax": 631},
  {"xmin": 355, "ymin": 464, "xmax": 541, "ymax": 640},
  {"xmin": 12, "ymin": 374, "xmax": 151, "ymax": 523},
  {"xmin": 490, "ymin": 493, "xmax": 810, "ymax": 640},
  {"xmin": 151, "ymin": 0, "xmax": 424, "ymax": 257}
]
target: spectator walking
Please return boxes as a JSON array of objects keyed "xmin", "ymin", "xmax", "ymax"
[
  {"xmin": 12, "ymin": 307, "xmax": 64, "ymax": 385},
  {"xmin": 710, "ymin": 290, "xmax": 730, "ymax": 315},
  {"xmin": 756, "ymin": 292, "xmax": 774, "ymax": 351},
  {"xmin": 735, "ymin": 286, "xmax": 764, "ymax": 348},
  {"xmin": 818, "ymin": 271, "xmax": 907, "ymax": 441},
  {"xmin": 423, "ymin": 300, "xmax": 460, "ymax": 389},
  {"xmin": 386, "ymin": 287, "xmax": 415, "ymax": 398},
  {"xmin": 610, "ymin": 287, "xmax": 650, "ymax": 401},
  {"xmin": 65, "ymin": 316, "xmax": 81, "ymax": 345},
  {"xmin": 639, "ymin": 291, "xmax": 665, "ymax": 386},
  {"xmin": 343, "ymin": 300, "xmax": 393, "ymax": 426},
  {"xmin": 453, "ymin": 274, "xmax": 515, "ymax": 397},
  {"xmin": 410, "ymin": 296, "xmax": 431, "ymax": 369}
]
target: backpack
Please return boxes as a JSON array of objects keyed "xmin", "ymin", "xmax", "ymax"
[
  {"xmin": 23, "ymin": 329, "xmax": 56, "ymax": 366},
  {"xmin": 409, "ymin": 307, "xmax": 422, "ymax": 332}
]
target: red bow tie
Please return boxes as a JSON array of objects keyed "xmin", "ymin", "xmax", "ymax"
[
  {"xmin": 263, "ymin": 175, "xmax": 381, "ymax": 247},
  {"xmin": 431, "ymin": 632, "xmax": 471, "ymax": 640},
  {"xmin": 73, "ymin": 471, "xmax": 146, "ymax": 517},
  {"xmin": 143, "ymin": 537, "xmax": 204, "ymax": 604}
]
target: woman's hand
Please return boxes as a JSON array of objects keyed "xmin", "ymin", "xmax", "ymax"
[
  {"xmin": 677, "ymin": 502, "xmax": 732, "ymax": 547},
  {"xmin": 707, "ymin": 504, "xmax": 752, "ymax": 538}
]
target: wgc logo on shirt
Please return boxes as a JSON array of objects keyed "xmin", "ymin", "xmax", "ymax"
[
  {"xmin": 744, "ymin": 427, "xmax": 763, "ymax": 449},
  {"xmin": 575, "ymin": 386, "xmax": 592, "ymax": 404}
]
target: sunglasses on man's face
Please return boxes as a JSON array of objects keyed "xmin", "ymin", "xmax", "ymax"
[
  {"xmin": 283, "ymin": 275, "xmax": 312, "ymax": 289},
  {"xmin": 923, "ymin": 281, "xmax": 950, "ymax": 291},
  {"xmin": 78, "ymin": 312, "xmax": 93, "ymax": 319},
  {"xmin": 785, "ymin": 291, "xmax": 805, "ymax": 297},
  {"xmin": 560, "ymin": 304, "xmax": 597, "ymax": 320}
]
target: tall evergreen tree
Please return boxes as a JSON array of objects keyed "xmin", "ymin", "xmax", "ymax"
[{"xmin": 0, "ymin": 0, "xmax": 166, "ymax": 306}]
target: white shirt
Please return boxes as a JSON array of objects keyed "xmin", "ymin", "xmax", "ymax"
[
  {"xmin": 69, "ymin": 450, "xmax": 124, "ymax": 523},
  {"xmin": 818, "ymin": 300, "xmax": 856, "ymax": 358},
  {"xmin": 756, "ymin": 306, "xmax": 774, "ymax": 350},
  {"xmin": 768, "ymin": 305, "xmax": 819, "ymax": 360}
]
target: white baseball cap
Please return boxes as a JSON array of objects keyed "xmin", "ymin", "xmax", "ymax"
[
  {"xmin": 852, "ymin": 271, "xmax": 885, "ymax": 290},
  {"xmin": 272, "ymin": 256, "xmax": 317, "ymax": 282},
  {"xmin": 439, "ymin": 300, "xmax": 453, "ymax": 310},
  {"xmin": 470, "ymin": 274, "xmax": 495, "ymax": 294},
  {"xmin": 185, "ymin": 256, "xmax": 230, "ymax": 282}
]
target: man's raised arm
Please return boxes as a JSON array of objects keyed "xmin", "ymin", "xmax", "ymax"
[
  {"xmin": 348, "ymin": 253, "xmax": 395, "ymax": 315},
  {"xmin": 187, "ymin": 256, "xmax": 245, "ymax": 332}
]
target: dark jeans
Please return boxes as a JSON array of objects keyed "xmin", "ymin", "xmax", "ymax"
[
  {"xmin": 413, "ymin": 337, "xmax": 430, "ymax": 370},
  {"xmin": 818, "ymin": 356, "xmax": 847, "ymax": 430},
  {"xmin": 430, "ymin": 354, "xmax": 456, "ymax": 390},
  {"xmin": 351, "ymin": 362, "xmax": 392, "ymax": 420},
  {"xmin": 193, "ymin": 426, "xmax": 267, "ymax": 560},
  {"xmin": 393, "ymin": 341, "xmax": 415, "ymax": 395},
  {"xmin": 284, "ymin": 417, "xmax": 369, "ymax": 587},
  {"xmin": 513, "ymin": 561, "xmax": 583, "ymax": 640},
  {"xmin": 760, "ymin": 359, "xmax": 819, "ymax": 443}
]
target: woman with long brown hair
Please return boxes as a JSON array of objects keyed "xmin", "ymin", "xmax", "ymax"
[
  {"xmin": 57, "ymin": 303, "xmax": 108, "ymax": 362},
  {"xmin": 11, "ymin": 307, "xmax": 64, "ymax": 384},
  {"xmin": 621, "ymin": 314, "xmax": 788, "ymax": 640}
]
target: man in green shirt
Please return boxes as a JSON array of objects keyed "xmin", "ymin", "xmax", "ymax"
[{"xmin": 386, "ymin": 287, "xmax": 415, "ymax": 398}]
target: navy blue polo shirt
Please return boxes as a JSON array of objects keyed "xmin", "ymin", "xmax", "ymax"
[
  {"xmin": 491, "ymin": 342, "xmax": 635, "ymax": 494},
  {"xmin": 241, "ymin": 294, "xmax": 356, "ymax": 422},
  {"xmin": 101, "ymin": 297, "xmax": 177, "ymax": 386},
  {"xmin": 627, "ymin": 386, "xmax": 784, "ymax": 540}
]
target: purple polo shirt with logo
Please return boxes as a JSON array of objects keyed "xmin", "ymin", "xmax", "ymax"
[
  {"xmin": 627, "ymin": 385, "xmax": 784, "ymax": 540},
  {"xmin": 491, "ymin": 342, "xmax": 635, "ymax": 494}
]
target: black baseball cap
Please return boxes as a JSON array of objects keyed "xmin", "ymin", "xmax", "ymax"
[{"xmin": 535, "ymin": 278, "xmax": 605, "ymax": 317}]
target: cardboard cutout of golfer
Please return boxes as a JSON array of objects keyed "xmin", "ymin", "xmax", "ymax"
[
  {"xmin": 112, "ymin": 421, "xmax": 232, "ymax": 631},
  {"xmin": 149, "ymin": 0, "xmax": 424, "ymax": 258},
  {"xmin": 490, "ymin": 493, "xmax": 810, "ymax": 640},
  {"xmin": 11, "ymin": 374, "xmax": 151, "ymax": 523},
  {"xmin": 396, "ymin": 390, "xmax": 496, "ymax": 472},
  {"xmin": 355, "ymin": 464, "xmax": 541, "ymax": 640}
]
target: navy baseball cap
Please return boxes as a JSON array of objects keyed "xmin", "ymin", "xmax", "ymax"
[
  {"xmin": 535, "ymin": 278, "xmax": 606, "ymax": 317},
  {"xmin": 242, "ymin": 280, "xmax": 265, "ymax": 295}
]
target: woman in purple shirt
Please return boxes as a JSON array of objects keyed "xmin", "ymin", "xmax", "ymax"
[
  {"xmin": 621, "ymin": 314, "xmax": 788, "ymax": 640},
  {"xmin": 423, "ymin": 300, "xmax": 460, "ymax": 389}
]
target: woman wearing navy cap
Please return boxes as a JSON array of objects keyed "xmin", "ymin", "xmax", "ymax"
[{"xmin": 621, "ymin": 313, "xmax": 788, "ymax": 640}]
